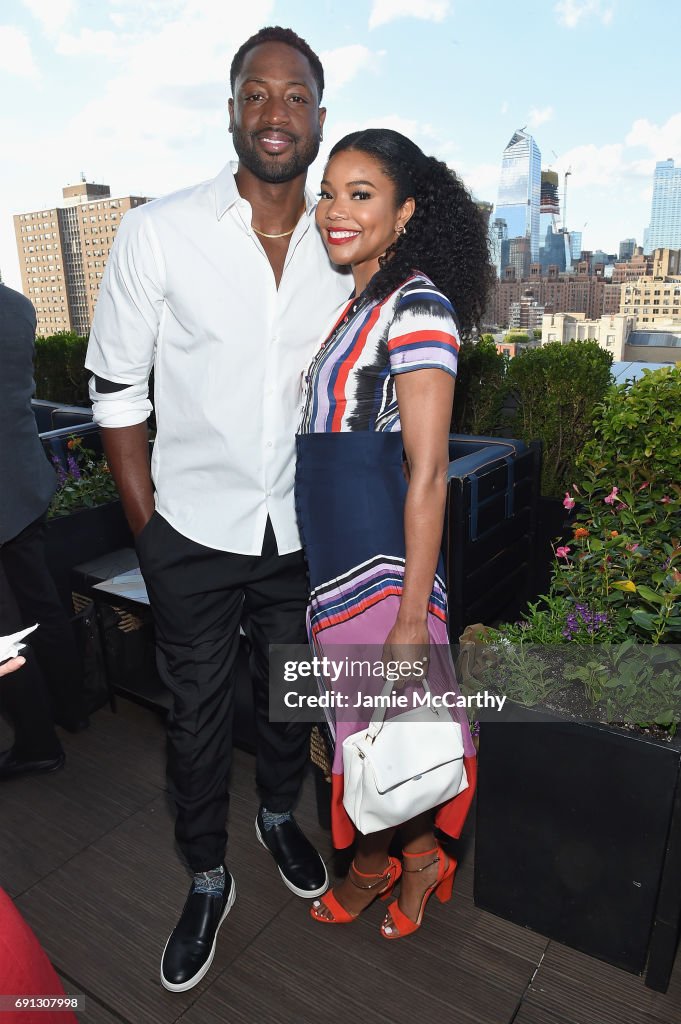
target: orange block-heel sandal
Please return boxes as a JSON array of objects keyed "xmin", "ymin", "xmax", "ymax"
[
  {"xmin": 381, "ymin": 845, "xmax": 456, "ymax": 940},
  {"xmin": 310, "ymin": 856, "xmax": 402, "ymax": 925}
]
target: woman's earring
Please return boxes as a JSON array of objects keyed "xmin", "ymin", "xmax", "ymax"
[{"xmin": 396, "ymin": 224, "xmax": 407, "ymax": 235}]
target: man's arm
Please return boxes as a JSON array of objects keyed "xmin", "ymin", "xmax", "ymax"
[
  {"xmin": 101, "ymin": 423, "xmax": 155, "ymax": 538},
  {"xmin": 85, "ymin": 208, "xmax": 163, "ymax": 537}
]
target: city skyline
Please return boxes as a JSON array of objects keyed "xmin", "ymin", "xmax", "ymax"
[{"xmin": 2, "ymin": 1, "xmax": 681, "ymax": 291}]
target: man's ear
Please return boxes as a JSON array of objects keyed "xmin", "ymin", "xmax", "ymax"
[
  {"xmin": 228, "ymin": 97, "xmax": 234, "ymax": 133},
  {"xmin": 318, "ymin": 106, "xmax": 327, "ymax": 137}
]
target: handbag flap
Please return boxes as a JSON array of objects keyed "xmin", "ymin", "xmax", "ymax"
[{"xmin": 352, "ymin": 711, "xmax": 464, "ymax": 794}]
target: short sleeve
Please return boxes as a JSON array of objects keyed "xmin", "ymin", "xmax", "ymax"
[{"xmin": 387, "ymin": 280, "xmax": 460, "ymax": 379}]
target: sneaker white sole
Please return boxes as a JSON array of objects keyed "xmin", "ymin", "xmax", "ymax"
[
  {"xmin": 160, "ymin": 877, "xmax": 237, "ymax": 993},
  {"xmin": 255, "ymin": 816, "xmax": 329, "ymax": 899}
]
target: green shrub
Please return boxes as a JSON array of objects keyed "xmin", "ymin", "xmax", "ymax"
[
  {"xmin": 34, "ymin": 332, "xmax": 90, "ymax": 406},
  {"xmin": 505, "ymin": 332, "xmax": 531, "ymax": 345},
  {"xmin": 453, "ymin": 336, "xmax": 508, "ymax": 435},
  {"xmin": 505, "ymin": 340, "xmax": 613, "ymax": 497},
  {"xmin": 576, "ymin": 365, "xmax": 681, "ymax": 489}
]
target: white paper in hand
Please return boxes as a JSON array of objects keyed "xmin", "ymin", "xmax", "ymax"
[{"xmin": 0, "ymin": 624, "xmax": 39, "ymax": 662}]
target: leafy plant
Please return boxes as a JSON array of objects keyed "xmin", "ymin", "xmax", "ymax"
[
  {"xmin": 34, "ymin": 331, "xmax": 90, "ymax": 406},
  {"xmin": 505, "ymin": 339, "xmax": 613, "ymax": 497},
  {"xmin": 452, "ymin": 336, "xmax": 508, "ymax": 435},
  {"xmin": 481, "ymin": 367, "xmax": 681, "ymax": 732},
  {"xmin": 48, "ymin": 436, "xmax": 119, "ymax": 518}
]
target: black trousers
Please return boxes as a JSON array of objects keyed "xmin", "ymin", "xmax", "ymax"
[
  {"xmin": 0, "ymin": 513, "xmax": 85, "ymax": 728},
  {"xmin": 0, "ymin": 515, "xmax": 69, "ymax": 758},
  {"xmin": 136, "ymin": 513, "xmax": 311, "ymax": 871}
]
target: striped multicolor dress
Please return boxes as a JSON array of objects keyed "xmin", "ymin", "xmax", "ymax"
[{"xmin": 295, "ymin": 272, "xmax": 477, "ymax": 848}]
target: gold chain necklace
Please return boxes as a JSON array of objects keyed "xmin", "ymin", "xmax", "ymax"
[
  {"xmin": 251, "ymin": 203, "xmax": 305, "ymax": 239},
  {"xmin": 252, "ymin": 224, "xmax": 297, "ymax": 239}
]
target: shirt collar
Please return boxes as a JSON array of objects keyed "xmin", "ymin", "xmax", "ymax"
[{"xmin": 214, "ymin": 161, "xmax": 318, "ymax": 220}]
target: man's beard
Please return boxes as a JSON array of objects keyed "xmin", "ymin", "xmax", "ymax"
[{"xmin": 232, "ymin": 124, "xmax": 320, "ymax": 184}]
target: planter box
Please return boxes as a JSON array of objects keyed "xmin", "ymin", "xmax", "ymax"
[
  {"xmin": 46, "ymin": 501, "xmax": 133, "ymax": 612},
  {"xmin": 474, "ymin": 703, "xmax": 681, "ymax": 991},
  {"xmin": 445, "ymin": 434, "xmax": 540, "ymax": 637}
]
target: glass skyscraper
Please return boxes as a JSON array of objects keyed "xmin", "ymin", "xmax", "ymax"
[
  {"xmin": 494, "ymin": 129, "xmax": 541, "ymax": 263},
  {"xmin": 644, "ymin": 159, "xmax": 681, "ymax": 254}
]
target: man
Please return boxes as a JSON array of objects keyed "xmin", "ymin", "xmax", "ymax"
[
  {"xmin": 0, "ymin": 283, "xmax": 86, "ymax": 779},
  {"xmin": 85, "ymin": 27, "xmax": 351, "ymax": 993}
]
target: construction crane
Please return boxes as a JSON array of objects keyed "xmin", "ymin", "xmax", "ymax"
[{"xmin": 563, "ymin": 168, "xmax": 572, "ymax": 231}]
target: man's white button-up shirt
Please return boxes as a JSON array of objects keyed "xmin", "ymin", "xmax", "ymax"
[{"xmin": 86, "ymin": 162, "xmax": 352, "ymax": 555}]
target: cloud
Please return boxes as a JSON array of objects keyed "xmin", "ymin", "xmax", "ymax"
[
  {"xmin": 528, "ymin": 106, "xmax": 554, "ymax": 128},
  {"xmin": 21, "ymin": 0, "xmax": 75, "ymax": 35},
  {"xmin": 60, "ymin": 0, "xmax": 276, "ymax": 167},
  {"xmin": 56, "ymin": 29, "xmax": 127, "ymax": 59},
  {"xmin": 0, "ymin": 26, "xmax": 39, "ymax": 78},
  {"xmin": 500, "ymin": 100, "xmax": 509, "ymax": 115},
  {"xmin": 554, "ymin": 142, "xmax": 625, "ymax": 188},
  {"xmin": 320, "ymin": 45, "xmax": 385, "ymax": 96},
  {"xmin": 626, "ymin": 112, "xmax": 681, "ymax": 162},
  {"xmin": 554, "ymin": 0, "xmax": 615, "ymax": 28},
  {"xmin": 457, "ymin": 161, "xmax": 501, "ymax": 203},
  {"xmin": 369, "ymin": 0, "xmax": 450, "ymax": 30}
]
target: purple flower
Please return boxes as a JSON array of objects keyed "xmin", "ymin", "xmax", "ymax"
[
  {"xmin": 67, "ymin": 454, "xmax": 81, "ymax": 480},
  {"xmin": 50, "ymin": 454, "xmax": 67, "ymax": 487}
]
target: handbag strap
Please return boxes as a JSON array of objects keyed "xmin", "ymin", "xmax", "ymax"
[{"xmin": 365, "ymin": 676, "xmax": 434, "ymax": 741}]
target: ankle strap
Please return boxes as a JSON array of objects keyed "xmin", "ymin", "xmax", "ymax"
[
  {"xmin": 402, "ymin": 846, "xmax": 438, "ymax": 858},
  {"xmin": 349, "ymin": 860, "xmax": 393, "ymax": 891}
]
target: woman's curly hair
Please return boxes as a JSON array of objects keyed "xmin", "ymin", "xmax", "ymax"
[{"xmin": 328, "ymin": 129, "xmax": 495, "ymax": 333}]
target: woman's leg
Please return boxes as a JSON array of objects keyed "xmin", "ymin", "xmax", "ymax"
[
  {"xmin": 312, "ymin": 827, "xmax": 396, "ymax": 920},
  {"xmin": 382, "ymin": 811, "xmax": 441, "ymax": 932}
]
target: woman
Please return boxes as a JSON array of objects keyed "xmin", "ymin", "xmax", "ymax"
[{"xmin": 295, "ymin": 129, "xmax": 494, "ymax": 938}]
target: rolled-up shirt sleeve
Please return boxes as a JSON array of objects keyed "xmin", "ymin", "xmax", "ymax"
[{"xmin": 85, "ymin": 205, "xmax": 164, "ymax": 428}]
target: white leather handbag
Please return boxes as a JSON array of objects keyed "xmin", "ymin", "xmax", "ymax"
[{"xmin": 341, "ymin": 677, "xmax": 468, "ymax": 835}]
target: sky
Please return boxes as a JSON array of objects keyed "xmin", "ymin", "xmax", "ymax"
[{"xmin": 1, "ymin": 0, "xmax": 680, "ymax": 290}]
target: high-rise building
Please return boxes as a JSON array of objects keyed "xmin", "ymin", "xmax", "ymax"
[
  {"xmin": 540, "ymin": 170, "xmax": 560, "ymax": 239},
  {"xmin": 509, "ymin": 291, "xmax": 544, "ymax": 332},
  {"xmin": 14, "ymin": 181, "xmax": 152, "ymax": 337},
  {"xmin": 489, "ymin": 216, "xmax": 508, "ymax": 276},
  {"xmin": 643, "ymin": 159, "xmax": 681, "ymax": 254},
  {"xmin": 619, "ymin": 238, "xmax": 636, "ymax": 262},
  {"xmin": 538, "ymin": 170, "xmax": 573, "ymax": 272},
  {"xmin": 494, "ymin": 129, "xmax": 541, "ymax": 264},
  {"xmin": 501, "ymin": 236, "xmax": 531, "ymax": 280},
  {"xmin": 570, "ymin": 231, "xmax": 582, "ymax": 261}
]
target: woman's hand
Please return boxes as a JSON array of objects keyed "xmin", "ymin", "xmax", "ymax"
[
  {"xmin": 0, "ymin": 656, "xmax": 26, "ymax": 678},
  {"xmin": 382, "ymin": 617, "xmax": 430, "ymax": 687}
]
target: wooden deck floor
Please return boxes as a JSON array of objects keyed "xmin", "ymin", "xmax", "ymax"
[{"xmin": 1, "ymin": 699, "xmax": 680, "ymax": 1024}]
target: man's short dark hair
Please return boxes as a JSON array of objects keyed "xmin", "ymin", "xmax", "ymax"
[{"xmin": 230, "ymin": 26, "xmax": 324, "ymax": 101}]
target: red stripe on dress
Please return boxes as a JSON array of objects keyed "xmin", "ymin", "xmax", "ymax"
[
  {"xmin": 388, "ymin": 329, "xmax": 460, "ymax": 353},
  {"xmin": 311, "ymin": 587, "xmax": 447, "ymax": 637},
  {"xmin": 330, "ymin": 298, "xmax": 388, "ymax": 432}
]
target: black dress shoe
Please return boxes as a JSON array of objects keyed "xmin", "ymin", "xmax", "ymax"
[
  {"xmin": 160, "ymin": 871, "xmax": 236, "ymax": 993},
  {"xmin": 0, "ymin": 749, "xmax": 65, "ymax": 780},
  {"xmin": 255, "ymin": 809, "xmax": 328, "ymax": 898}
]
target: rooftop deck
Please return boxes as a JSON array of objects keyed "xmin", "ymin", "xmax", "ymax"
[{"xmin": 2, "ymin": 700, "xmax": 680, "ymax": 1024}]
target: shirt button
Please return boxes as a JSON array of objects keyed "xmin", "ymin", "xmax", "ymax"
[{"xmin": 266, "ymin": 441, "xmax": 273, "ymax": 448}]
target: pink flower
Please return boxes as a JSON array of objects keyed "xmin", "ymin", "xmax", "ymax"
[
  {"xmin": 616, "ymin": 502, "xmax": 627, "ymax": 511},
  {"xmin": 556, "ymin": 546, "xmax": 571, "ymax": 559},
  {"xmin": 563, "ymin": 492, "xmax": 576, "ymax": 511},
  {"xmin": 661, "ymin": 496, "xmax": 672, "ymax": 504},
  {"xmin": 626, "ymin": 543, "xmax": 639, "ymax": 552},
  {"xmin": 638, "ymin": 482, "xmax": 650, "ymax": 491},
  {"xmin": 604, "ymin": 487, "xmax": 619, "ymax": 505}
]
